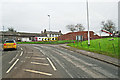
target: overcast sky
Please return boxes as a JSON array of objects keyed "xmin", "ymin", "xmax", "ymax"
[{"xmin": 0, "ymin": 0, "xmax": 119, "ymax": 35}]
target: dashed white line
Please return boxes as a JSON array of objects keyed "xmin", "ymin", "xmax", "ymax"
[
  {"xmin": 50, "ymin": 55, "xmax": 73, "ymax": 78},
  {"xmin": 6, "ymin": 59, "xmax": 19, "ymax": 73},
  {"xmin": 32, "ymin": 57, "xmax": 46, "ymax": 60},
  {"xmin": 31, "ymin": 62, "xmax": 49, "ymax": 66},
  {"xmin": 21, "ymin": 48, "xmax": 23, "ymax": 51},
  {"xmin": 20, "ymin": 51, "xmax": 23, "ymax": 56},
  {"xmin": 23, "ymin": 69, "xmax": 52, "ymax": 76},
  {"xmin": 47, "ymin": 57, "xmax": 57, "ymax": 71},
  {"xmin": 34, "ymin": 47, "xmax": 45, "ymax": 55}
]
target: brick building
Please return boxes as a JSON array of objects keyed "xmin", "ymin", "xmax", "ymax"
[{"xmin": 58, "ymin": 31, "xmax": 101, "ymax": 41}]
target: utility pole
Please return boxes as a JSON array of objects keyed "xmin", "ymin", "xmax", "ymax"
[
  {"xmin": 86, "ymin": 0, "xmax": 90, "ymax": 46},
  {"xmin": 48, "ymin": 15, "xmax": 50, "ymax": 31}
]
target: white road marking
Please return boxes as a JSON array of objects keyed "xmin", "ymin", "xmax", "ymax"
[
  {"xmin": 31, "ymin": 62, "xmax": 49, "ymax": 66},
  {"xmin": 25, "ymin": 57, "xmax": 30, "ymax": 58},
  {"xmin": 23, "ymin": 69, "xmax": 52, "ymax": 76},
  {"xmin": 21, "ymin": 48, "xmax": 23, "ymax": 51},
  {"xmin": 20, "ymin": 51, "xmax": 23, "ymax": 56},
  {"xmin": 9, "ymin": 54, "xmax": 18, "ymax": 64},
  {"xmin": 47, "ymin": 57, "xmax": 57, "ymax": 71},
  {"xmin": 6, "ymin": 59, "xmax": 19, "ymax": 73},
  {"xmin": 54, "ymin": 49, "xmax": 94, "ymax": 66},
  {"xmin": 34, "ymin": 47, "xmax": 45, "ymax": 55},
  {"xmin": 50, "ymin": 55, "xmax": 74, "ymax": 78},
  {"xmin": 32, "ymin": 57, "xmax": 46, "ymax": 60}
]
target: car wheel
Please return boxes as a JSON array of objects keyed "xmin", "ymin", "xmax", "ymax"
[{"xmin": 3, "ymin": 49, "xmax": 6, "ymax": 51}]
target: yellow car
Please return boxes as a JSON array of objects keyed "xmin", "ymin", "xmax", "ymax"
[
  {"xmin": 3, "ymin": 40, "xmax": 17, "ymax": 50},
  {"xmin": 50, "ymin": 37, "xmax": 58, "ymax": 41}
]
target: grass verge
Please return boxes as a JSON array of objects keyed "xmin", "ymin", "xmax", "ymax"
[
  {"xmin": 17, "ymin": 40, "xmax": 75, "ymax": 44},
  {"xmin": 67, "ymin": 37, "xmax": 119, "ymax": 59}
]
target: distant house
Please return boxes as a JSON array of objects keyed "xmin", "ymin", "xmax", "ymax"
[
  {"xmin": 58, "ymin": 31, "xmax": 101, "ymax": 41},
  {"xmin": 41, "ymin": 29, "xmax": 62, "ymax": 37},
  {"xmin": 1, "ymin": 31, "xmax": 42, "ymax": 42}
]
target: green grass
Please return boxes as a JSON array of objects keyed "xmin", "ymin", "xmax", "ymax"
[
  {"xmin": 17, "ymin": 40, "xmax": 75, "ymax": 44},
  {"xmin": 67, "ymin": 37, "xmax": 119, "ymax": 59}
]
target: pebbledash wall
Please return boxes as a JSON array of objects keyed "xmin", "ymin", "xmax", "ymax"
[{"xmin": 58, "ymin": 31, "xmax": 101, "ymax": 41}]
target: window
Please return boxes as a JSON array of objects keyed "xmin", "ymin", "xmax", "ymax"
[
  {"xmin": 52, "ymin": 34, "xmax": 54, "ymax": 37},
  {"xmin": 5, "ymin": 40, "xmax": 15, "ymax": 43},
  {"xmin": 55, "ymin": 35, "xmax": 57, "ymax": 37}
]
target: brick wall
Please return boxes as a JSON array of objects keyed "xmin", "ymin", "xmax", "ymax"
[{"xmin": 58, "ymin": 31, "xmax": 101, "ymax": 41}]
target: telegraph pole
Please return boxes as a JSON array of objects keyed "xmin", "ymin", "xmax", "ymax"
[{"xmin": 86, "ymin": 0, "xmax": 90, "ymax": 46}]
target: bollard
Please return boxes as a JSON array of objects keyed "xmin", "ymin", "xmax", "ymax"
[
  {"xmin": 112, "ymin": 44, "xmax": 116, "ymax": 55},
  {"xmin": 99, "ymin": 42, "xmax": 101, "ymax": 51},
  {"xmin": 81, "ymin": 42, "xmax": 83, "ymax": 47}
]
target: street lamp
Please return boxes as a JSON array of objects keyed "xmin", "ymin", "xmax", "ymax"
[
  {"xmin": 48, "ymin": 15, "xmax": 50, "ymax": 30},
  {"xmin": 86, "ymin": 0, "xmax": 90, "ymax": 46}
]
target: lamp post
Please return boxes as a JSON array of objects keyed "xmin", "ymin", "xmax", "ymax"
[
  {"xmin": 48, "ymin": 15, "xmax": 50, "ymax": 30},
  {"xmin": 86, "ymin": 0, "xmax": 90, "ymax": 46}
]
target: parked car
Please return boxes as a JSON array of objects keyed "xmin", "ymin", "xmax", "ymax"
[
  {"xmin": 3, "ymin": 40, "xmax": 17, "ymax": 50},
  {"xmin": 34, "ymin": 37, "xmax": 58, "ymax": 42}
]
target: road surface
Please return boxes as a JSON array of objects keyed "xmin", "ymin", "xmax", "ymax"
[{"xmin": 2, "ymin": 44, "xmax": 119, "ymax": 78}]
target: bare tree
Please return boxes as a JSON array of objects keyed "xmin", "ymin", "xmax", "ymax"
[
  {"xmin": 101, "ymin": 20, "xmax": 116, "ymax": 36},
  {"xmin": 75, "ymin": 24, "xmax": 85, "ymax": 31},
  {"xmin": 8, "ymin": 27, "xmax": 16, "ymax": 32},
  {"xmin": 66, "ymin": 24, "xmax": 76, "ymax": 32}
]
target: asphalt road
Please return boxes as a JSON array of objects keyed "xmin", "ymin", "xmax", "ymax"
[{"xmin": 2, "ymin": 44, "xmax": 119, "ymax": 78}]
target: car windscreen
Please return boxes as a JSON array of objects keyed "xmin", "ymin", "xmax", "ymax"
[{"xmin": 5, "ymin": 40, "xmax": 15, "ymax": 43}]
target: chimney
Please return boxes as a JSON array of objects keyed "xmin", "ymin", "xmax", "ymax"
[
  {"xmin": 44, "ymin": 29, "xmax": 46, "ymax": 33},
  {"xmin": 41, "ymin": 31, "xmax": 43, "ymax": 34},
  {"xmin": 59, "ymin": 30, "xmax": 61, "ymax": 33}
]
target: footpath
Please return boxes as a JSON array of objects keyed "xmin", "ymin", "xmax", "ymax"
[{"xmin": 59, "ymin": 44, "xmax": 119, "ymax": 67}]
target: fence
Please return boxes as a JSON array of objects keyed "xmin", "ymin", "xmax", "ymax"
[{"xmin": 72, "ymin": 40, "xmax": 119, "ymax": 58}]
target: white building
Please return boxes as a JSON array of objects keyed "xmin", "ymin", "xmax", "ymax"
[{"xmin": 41, "ymin": 29, "xmax": 62, "ymax": 37}]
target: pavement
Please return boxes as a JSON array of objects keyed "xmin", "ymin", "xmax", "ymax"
[{"xmin": 59, "ymin": 44, "xmax": 119, "ymax": 67}]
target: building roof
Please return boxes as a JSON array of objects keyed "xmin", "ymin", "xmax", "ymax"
[
  {"xmin": 66, "ymin": 31, "xmax": 94, "ymax": 35},
  {"xmin": 2, "ymin": 31, "xmax": 42, "ymax": 37},
  {"xmin": 46, "ymin": 31, "xmax": 62, "ymax": 35}
]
